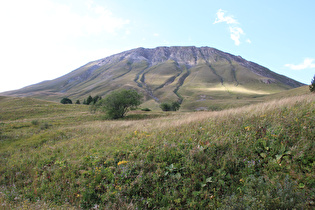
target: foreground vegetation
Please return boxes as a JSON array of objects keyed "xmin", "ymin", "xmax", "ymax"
[{"xmin": 0, "ymin": 94, "xmax": 314, "ymax": 209}]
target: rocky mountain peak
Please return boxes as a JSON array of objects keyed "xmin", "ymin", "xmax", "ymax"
[{"xmin": 1, "ymin": 46, "xmax": 305, "ymax": 111}]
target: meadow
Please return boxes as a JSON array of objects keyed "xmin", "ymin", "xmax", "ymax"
[{"xmin": 0, "ymin": 93, "xmax": 314, "ymax": 209}]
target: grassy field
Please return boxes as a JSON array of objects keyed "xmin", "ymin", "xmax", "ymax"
[{"xmin": 0, "ymin": 93, "xmax": 314, "ymax": 209}]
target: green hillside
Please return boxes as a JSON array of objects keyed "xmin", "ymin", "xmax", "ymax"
[{"xmin": 0, "ymin": 92, "xmax": 314, "ymax": 209}]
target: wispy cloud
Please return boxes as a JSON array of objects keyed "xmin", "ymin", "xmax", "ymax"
[
  {"xmin": 229, "ymin": 26, "xmax": 244, "ymax": 46},
  {"xmin": 285, "ymin": 58, "xmax": 315, "ymax": 70},
  {"xmin": 213, "ymin": 9, "xmax": 249, "ymax": 46},
  {"xmin": 214, "ymin": 9, "xmax": 238, "ymax": 24}
]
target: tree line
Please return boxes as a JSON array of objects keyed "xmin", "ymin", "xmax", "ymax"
[
  {"xmin": 60, "ymin": 95, "xmax": 102, "ymax": 105},
  {"xmin": 59, "ymin": 89, "xmax": 182, "ymax": 119}
]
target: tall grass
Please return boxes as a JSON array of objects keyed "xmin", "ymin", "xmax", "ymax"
[{"xmin": 0, "ymin": 95, "xmax": 314, "ymax": 209}]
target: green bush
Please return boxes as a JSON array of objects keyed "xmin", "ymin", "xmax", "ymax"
[
  {"xmin": 95, "ymin": 89, "xmax": 142, "ymax": 119},
  {"xmin": 160, "ymin": 101, "xmax": 181, "ymax": 111},
  {"xmin": 60, "ymin": 98, "xmax": 72, "ymax": 104}
]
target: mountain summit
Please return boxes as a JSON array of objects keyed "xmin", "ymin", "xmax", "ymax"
[{"xmin": 2, "ymin": 46, "xmax": 305, "ymax": 110}]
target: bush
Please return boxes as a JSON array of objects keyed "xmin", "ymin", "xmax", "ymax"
[
  {"xmin": 160, "ymin": 101, "xmax": 181, "ymax": 111},
  {"xmin": 141, "ymin": 108, "xmax": 151, "ymax": 111},
  {"xmin": 60, "ymin": 98, "xmax": 72, "ymax": 104},
  {"xmin": 95, "ymin": 89, "xmax": 142, "ymax": 119}
]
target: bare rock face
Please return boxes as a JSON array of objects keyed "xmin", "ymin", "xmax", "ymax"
[
  {"xmin": 1, "ymin": 46, "xmax": 305, "ymax": 107},
  {"xmin": 94, "ymin": 46, "xmax": 304, "ymax": 88}
]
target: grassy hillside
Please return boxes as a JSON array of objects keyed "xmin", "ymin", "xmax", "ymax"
[{"xmin": 0, "ymin": 94, "xmax": 314, "ymax": 209}]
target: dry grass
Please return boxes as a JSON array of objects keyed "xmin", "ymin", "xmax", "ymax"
[
  {"xmin": 75, "ymin": 94, "xmax": 313, "ymax": 134},
  {"xmin": 0, "ymin": 93, "xmax": 314, "ymax": 209}
]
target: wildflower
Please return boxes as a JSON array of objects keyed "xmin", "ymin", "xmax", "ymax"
[
  {"xmin": 239, "ymin": 178, "xmax": 244, "ymax": 182},
  {"xmin": 117, "ymin": 160, "xmax": 129, "ymax": 166},
  {"xmin": 244, "ymin": 126, "xmax": 251, "ymax": 131}
]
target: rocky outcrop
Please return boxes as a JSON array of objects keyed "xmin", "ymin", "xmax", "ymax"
[{"xmin": 94, "ymin": 46, "xmax": 304, "ymax": 88}]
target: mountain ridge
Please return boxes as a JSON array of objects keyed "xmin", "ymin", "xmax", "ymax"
[{"xmin": 1, "ymin": 46, "xmax": 305, "ymax": 110}]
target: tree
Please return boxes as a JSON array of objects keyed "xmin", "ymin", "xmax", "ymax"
[
  {"xmin": 160, "ymin": 102, "xmax": 172, "ymax": 111},
  {"xmin": 171, "ymin": 101, "xmax": 181, "ymax": 111},
  {"xmin": 75, "ymin": 100, "xmax": 80, "ymax": 104},
  {"xmin": 95, "ymin": 89, "xmax": 142, "ymax": 119},
  {"xmin": 160, "ymin": 101, "xmax": 181, "ymax": 111},
  {"xmin": 310, "ymin": 74, "xmax": 315, "ymax": 93},
  {"xmin": 60, "ymin": 97, "xmax": 72, "ymax": 104},
  {"xmin": 92, "ymin": 95, "xmax": 102, "ymax": 104},
  {"xmin": 86, "ymin": 95, "xmax": 93, "ymax": 105}
]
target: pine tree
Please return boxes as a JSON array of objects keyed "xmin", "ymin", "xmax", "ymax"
[
  {"xmin": 310, "ymin": 75, "xmax": 315, "ymax": 93},
  {"xmin": 86, "ymin": 95, "xmax": 93, "ymax": 105}
]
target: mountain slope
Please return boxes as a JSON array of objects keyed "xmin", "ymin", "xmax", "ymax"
[{"xmin": 1, "ymin": 46, "xmax": 305, "ymax": 110}]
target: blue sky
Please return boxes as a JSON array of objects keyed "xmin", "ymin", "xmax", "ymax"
[{"xmin": 0, "ymin": 0, "xmax": 314, "ymax": 92}]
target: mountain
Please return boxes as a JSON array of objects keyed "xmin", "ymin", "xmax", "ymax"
[{"xmin": 1, "ymin": 46, "xmax": 305, "ymax": 110}]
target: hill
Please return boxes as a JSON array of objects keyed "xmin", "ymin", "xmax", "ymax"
[
  {"xmin": 1, "ymin": 46, "xmax": 305, "ymax": 111},
  {"xmin": 0, "ymin": 93, "xmax": 314, "ymax": 208}
]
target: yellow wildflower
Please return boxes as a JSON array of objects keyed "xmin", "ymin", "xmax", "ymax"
[{"xmin": 117, "ymin": 160, "xmax": 129, "ymax": 166}]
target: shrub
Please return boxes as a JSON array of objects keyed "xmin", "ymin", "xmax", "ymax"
[
  {"xmin": 160, "ymin": 101, "xmax": 181, "ymax": 111},
  {"xmin": 60, "ymin": 98, "xmax": 72, "ymax": 104},
  {"xmin": 95, "ymin": 89, "xmax": 142, "ymax": 119},
  {"xmin": 31, "ymin": 120, "xmax": 39, "ymax": 126}
]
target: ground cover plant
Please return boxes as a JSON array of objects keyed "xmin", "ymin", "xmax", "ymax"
[{"xmin": 0, "ymin": 94, "xmax": 314, "ymax": 209}]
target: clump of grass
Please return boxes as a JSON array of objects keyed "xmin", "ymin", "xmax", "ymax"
[
  {"xmin": 0, "ymin": 95, "xmax": 314, "ymax": 209},
  {"xmin": 31, "ymin": 120, "xmax": 39, "ymax": 126}
]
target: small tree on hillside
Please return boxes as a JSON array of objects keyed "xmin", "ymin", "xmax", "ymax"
[
  {"xmin": 171, "ymin": 101, "xmax": 181, "ymax": 111},
  {"xmin": 160, "ymin": 102, "xmax": 172, "ymax": 111},
  {"xmin": 160, "ymin": 101, "xmax": 181, "ymax": 111},
  {"xmin": 86, "ymin": 95, "xmax": 93, "ymax": 105},
  {"xmin": 95, "ymin": 89, "xmax": 142, "ymax": 119},
  {"xmin": 60, "ymin": 97, "xmax": 72, "ymax": 104},
  {"xmin": 310, "ymin": 74, "xmax": 315, "ymax": 93},
  {"xmin": 92, "ymin": 95, "xmax": 102, "ymax": 104}
]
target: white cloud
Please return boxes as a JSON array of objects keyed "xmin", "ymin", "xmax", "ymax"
[
  {"xmin": 229, "ymin": 27, "xmax": 244, "ymax": 46},
  {"xmin": 213, "ymin": 9, "xmax": 250, "ymax": 46},
  {"xmin": 285, "ymin": 58, "xmax": 315, "ymax": 70},
  {"xmin": 246, "ymin": 39, "xmax": 252, "ymax": 44},
  {"xmin": 153, "ymin": 33, "xmax": 160, "ymax": 37},
  {"xmin": 214, "ymin": 9, "xmax": 238, "ymax": 24}
]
